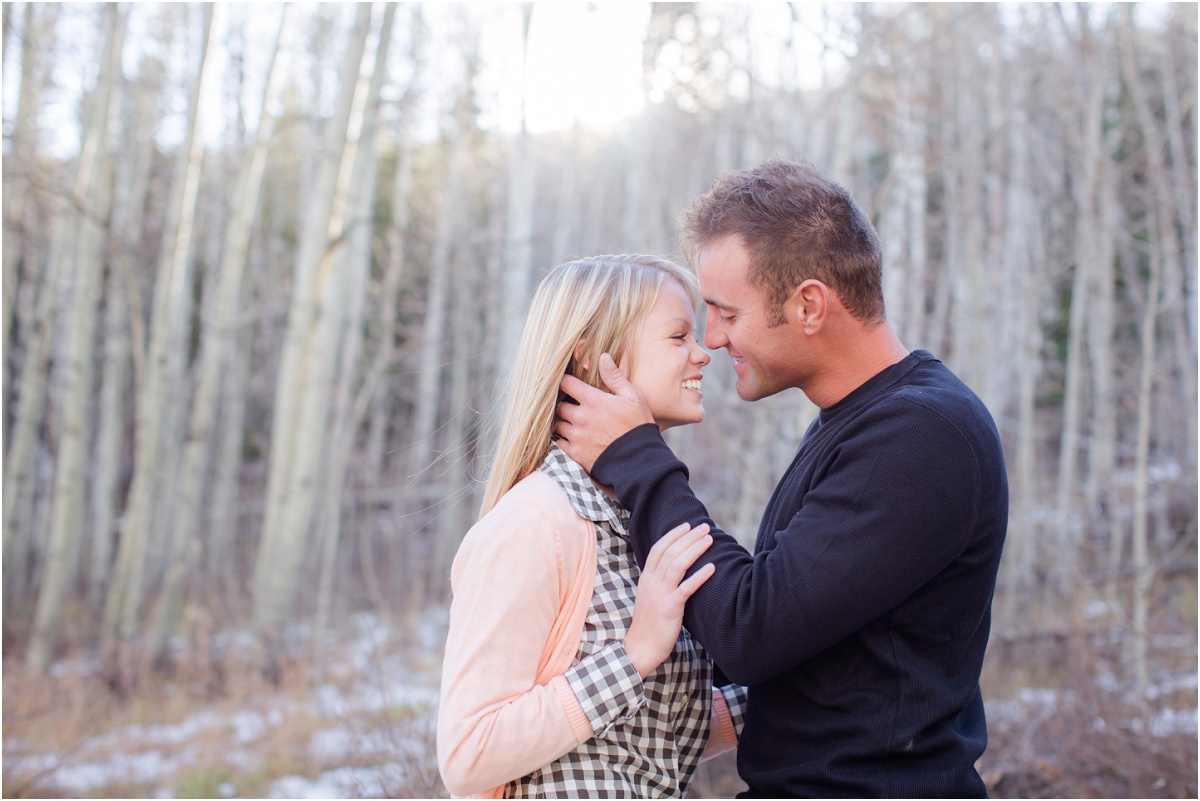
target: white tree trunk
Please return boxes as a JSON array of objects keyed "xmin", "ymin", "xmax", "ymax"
[
  {"xmin": 1119, "ymin": 8, "xmax": 1168, "ymax": 698},
  {"xmin": 150, "ymin": 5, "xmax": 289, "ymax": 663},
  {"xmin": 498, "ymin": 5, "xmax": 536, "ymax": 378},
  {"xmin": 314, "ymin": 1, "xmax": 397, "ymax": 670},
  {"xmin": 4, "ymin": 4, "xmax": 107, "ymax": 605},
  {"xmin": 1051, "ymin": 20, "xmax": 1109, "ymax": 601},
  {"xmin": 253, "ymin": 3, "xmax": 373, "ymax": 658},
  {"xmin": 27, "ymin": 3, "xmax": 124, "ymax": 672},
  {"xmin": 102, "ymin": 3, "xmax": 217, "ymax": 669}
]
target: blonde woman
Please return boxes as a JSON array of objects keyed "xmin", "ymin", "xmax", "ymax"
[{"xmin": 437, "ymin": 255, "xmax": 745, "ymax": 798}]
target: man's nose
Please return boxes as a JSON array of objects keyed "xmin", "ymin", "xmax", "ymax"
[{"xmin": 703, "ymin": 319, "xmax": 726, "ymax": 350}]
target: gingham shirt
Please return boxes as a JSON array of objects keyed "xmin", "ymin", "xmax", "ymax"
[{"xmin": 504, "ymin": 444, "xmax": 744, "ymax": 799}]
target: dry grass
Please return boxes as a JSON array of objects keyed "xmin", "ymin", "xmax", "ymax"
[
  {"xmin": 2, "ymin": 621, "xmax": 444, "ymax": 799},
  {"xmin": 3, "ymin": 574, "xmax": 1193, "ymax": 799}
]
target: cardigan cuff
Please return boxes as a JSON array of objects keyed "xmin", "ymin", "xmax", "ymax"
[
  {"xmin": 718, "ymin": 683, "xmax": 748, "ymax": 737},
  {"xmin": 712, "ymin": 689, "xmax": 737, "ymax": 746},
  {"xmin": 549, "ymin": 674, "xmax": 594, "ymax": 744}
]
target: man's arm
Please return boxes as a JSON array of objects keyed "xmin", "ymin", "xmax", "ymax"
[
  {"xmin": 591, "ymin": 404, "xmax": 985, "ymax": 687},
  {"xmin": 555, "ymin": 354, "xmax": 654, "ymax": 472}
]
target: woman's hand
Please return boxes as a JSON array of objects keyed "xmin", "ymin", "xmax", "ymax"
[{"xmin": 624, "ymin": 522, "xmax": 715, "ymax": 679}]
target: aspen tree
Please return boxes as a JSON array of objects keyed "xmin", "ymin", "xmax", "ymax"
[
  {"xmin": 2, "ymin": 2, "xmax": 39, "ymax": 385},
  {"xmin": 497, "ymin": 4, "xmax": 537, "ymax": 378},
  {"xmin": 253, "ymin": 4, "xmax": 374, "ymax": 664},
  {"xmin": 407, "ymin": 58, "xmax": 478, "ymax": 517},
  {"xmin": 102, "ymin": 3, "xmax": 218, "ymax": 673},
  {"xmin": 1119, "ymin": 6, "xmax": 1170, "ymax": 698},
  {"xmin": 314, "ymin": 1, "xmax": 397, "ymax": 669},
  {"xmin": 89, "ymin": 53, "xmax": 159, "ymax": 612},
  {"xmin": 1051, "ymin": 7, "xmax": 1108, "ymax": 602},
  {"xmin": 4, "ymin": 4, "xmax": 99, "ymax": 606},
  {"xmin": 363, "ymin": 35, "xmax": 420, "ymax": 492},
  {"xmin": 27, "ymin": 3, "xmax": 125, "ymax": 673},
  {"xmin": 150, "ymin": 5, "xmax": 290, "ymax": 664}
]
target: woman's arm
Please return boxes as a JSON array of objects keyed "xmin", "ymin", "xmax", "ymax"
[
  {"xmin": 702, "ymin": 684, "xmax": 747, "ymax": 760},
  {"xmin": 438, "ymin": 495, "xmax": 717, "ymax": 796},
  {"xmin": 437, "ymin": 499, "xmax": 591, "ymax": 797}
]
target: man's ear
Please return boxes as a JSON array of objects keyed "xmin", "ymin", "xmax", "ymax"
[{"xmin": 793, "ymin": 279, "xmax": 829, "ymax": 334}]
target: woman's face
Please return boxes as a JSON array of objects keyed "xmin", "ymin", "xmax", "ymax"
[{"xmin": 623, "ymin": 279, "xmax": 711, "ymax": 431}]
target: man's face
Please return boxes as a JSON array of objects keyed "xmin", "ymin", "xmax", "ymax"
[{"xmin": 696, "ymin": 236, "xmax": 804, "ymax": 402}]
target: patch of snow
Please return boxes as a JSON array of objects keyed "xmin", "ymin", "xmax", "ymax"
[
  {"xmin": 48, "ymin": 654, "xmax": 101, "ymax": 678},
  {"xmin": 1016, "ymin": 687, "xmax": 1060, "ymax": 707},
  {"xmin": 310, "ymin": 727, "xmax": 357, "ymax": 763},
  {"xmin": 1150, "ymin": 706, "xmax": 1198, "ymax": 737},
  {"xmin": 268, "ymin": 764, "xmax": 407, "ymax": 799},
  {"xmin": 230, "ymin": 710, "xmax": 266, "ymax": 744}
]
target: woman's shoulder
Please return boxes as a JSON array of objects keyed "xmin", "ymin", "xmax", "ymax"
[
  {"xmin": 478, "ymin": 471, "xmax": 582, "ymax": 535},
  {"xmin": 458, "ymin": 471, "xmax": 591, "ymax": 566}
]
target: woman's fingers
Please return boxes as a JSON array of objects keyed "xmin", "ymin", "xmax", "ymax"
[
  {"xmin": 653, "ymin": 523, "xmax": 712, "ymax": 583},
  {"xmin": 677, "ymin": 561, "xmax": 716, "ymax": 598},
  {"xmin": 643, "ymin": 521, "xmax": 695, "ymax": 573},
  {"xmin": 663, "ymin": 533, "xmax": 713, "ymax": 587}
]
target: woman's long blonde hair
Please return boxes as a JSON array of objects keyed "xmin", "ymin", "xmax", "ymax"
[{"xmin": 479, "ymin": 255, "xmax": 701, "ymax": 517}]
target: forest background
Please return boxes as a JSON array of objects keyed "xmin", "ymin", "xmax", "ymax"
[{"xmin": 2, "ymin": 2, "xmax": 1196, "ymax": 798}]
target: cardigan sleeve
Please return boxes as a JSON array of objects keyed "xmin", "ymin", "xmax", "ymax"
[
  {"xmin": 436, "ymin": 498, "xmax": 594, "ymax": 796},
  {"xmin": 701, "ymin": 685, "xmax": 739, "ymax": 760}
]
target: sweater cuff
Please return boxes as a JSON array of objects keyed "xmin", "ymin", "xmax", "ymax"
[
  {"xmin": 717, "ymin": 683, "xmax": 748, "ymax": 738},
  {"xmin": 564, "ymin": 641, "xmax": 644, "ymax": 736},
  {"xmin": 712, "ymin": 690, "xmax": 737, "ymax": 745},
  {"xmin": 592, "ymin": 423, "xmax": 677, "ymax": 488},
  {"xmin": 549, "ymin": 674, "xmax": 594, "ymax": 744}
]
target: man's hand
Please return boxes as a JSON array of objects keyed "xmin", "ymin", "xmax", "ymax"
[{"xmin": 555, "ymin": 353, "xmax": 654, "ymax": 472}]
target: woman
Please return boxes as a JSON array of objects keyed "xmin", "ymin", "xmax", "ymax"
[{"xmin": 437, "ymin": 255, "xmax": 745, "ymax": 798}]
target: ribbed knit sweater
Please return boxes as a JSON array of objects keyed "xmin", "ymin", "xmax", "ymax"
[{"xmin": 591, "ymin": 350, "xmax": 1008, "ymax": 798}]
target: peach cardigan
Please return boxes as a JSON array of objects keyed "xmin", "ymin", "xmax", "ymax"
[{"xmin": 437, "ymin": 470, "xmax": 738, "ymax": 798}]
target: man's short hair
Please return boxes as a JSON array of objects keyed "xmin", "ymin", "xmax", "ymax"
[{"xmin": 680, "ymin": 159, "xmax": 885, "ymax": 325}]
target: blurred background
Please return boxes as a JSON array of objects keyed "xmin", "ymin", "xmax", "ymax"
[{"xmin": 2, "ymin": 2, "xmax": 1195, "ymax": 797}]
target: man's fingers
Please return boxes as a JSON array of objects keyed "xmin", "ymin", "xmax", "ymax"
[
  {"xmin": 597, "ymin": 353, "xmax": 637, "ymax": 399},
  {"xmin": 560, "ymin": 372, "xmax": 601, "ymax": 403},
  {"xmin": 556, "ymin": 399, "xmax": 579, "ymax": 425}
]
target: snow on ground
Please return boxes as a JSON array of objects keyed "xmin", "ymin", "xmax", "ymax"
[{"xmin": 4, "ymin": 611, "xmax": 447, "ymax": 798}]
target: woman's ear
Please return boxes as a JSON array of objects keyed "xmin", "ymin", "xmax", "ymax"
[{"xmin": 572, "ymin": 341, "xmax": 591, "ymax": 375}]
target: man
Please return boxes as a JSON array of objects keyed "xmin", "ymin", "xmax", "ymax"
[{"xmin": 555, "ymin": 160, "xmax": 1008, "ymax": 798}]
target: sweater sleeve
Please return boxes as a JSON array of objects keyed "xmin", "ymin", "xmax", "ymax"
[
  {"xmin": 592, "ymin": 400, "xmax": 984, "ymax": 686},
  {"xmin": 436, "ymin": 499, "xmax": 594, "ymax": 796},
  {"xmin": 701, "ymin": 683, "xmax": 745, "ymax": 760}
]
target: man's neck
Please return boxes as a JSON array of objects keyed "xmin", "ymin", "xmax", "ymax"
[{"xmin": 803, "ymin": 321, "xmax": 910, "ymax": 410}]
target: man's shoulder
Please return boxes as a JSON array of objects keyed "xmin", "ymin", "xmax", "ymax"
[
  {"xmin": 885, "ymin": 356, "xmax": 998, "ymax": 436},
  {"xmin": 834, "ymin": 359, "xmax": 1003, "ymax": 475}
]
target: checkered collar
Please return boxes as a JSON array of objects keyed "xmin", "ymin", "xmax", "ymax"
[{"xmin": 540, "ymin": 442, "xmax": 630, "ymax": 536}]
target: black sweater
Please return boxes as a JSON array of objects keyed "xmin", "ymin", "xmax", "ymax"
[{"xmin": 592, "ymin": 351, "xmax": 1008, "ymax": 798}]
